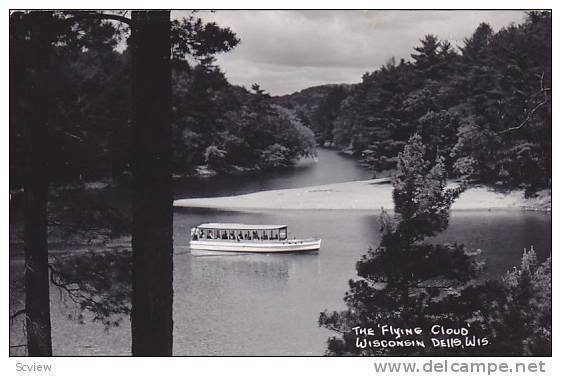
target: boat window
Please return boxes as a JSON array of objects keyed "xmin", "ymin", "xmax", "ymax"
[{"xmin": 195, "ymin": 226, "xmax": 292, "ymax": 241}]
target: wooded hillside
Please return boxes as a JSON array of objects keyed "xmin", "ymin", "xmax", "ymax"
[{"xmin": 276, "ymin": 12, "xmax": 551, "ymax": 195}]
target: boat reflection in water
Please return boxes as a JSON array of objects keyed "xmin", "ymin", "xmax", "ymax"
[{"xmin": 189, "ymin": 223, "xmax": 321, "ymax": 256}]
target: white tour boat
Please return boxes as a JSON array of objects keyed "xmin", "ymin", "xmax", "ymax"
[{"xmin": 189, "ymin": 223, "xmax": 321, "ymax": 255}]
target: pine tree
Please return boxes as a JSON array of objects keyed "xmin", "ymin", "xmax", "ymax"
[{"xmin": 319, "ymin": 135, "xmax": 478, "ymax": 355}]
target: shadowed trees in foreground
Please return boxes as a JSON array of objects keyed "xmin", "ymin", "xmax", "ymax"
[
  {"xmin": 10, "ymin": 9, "xmax": 243, "ymax": 356},
  {"xmin": 319, "ymin": 135, "xmax": 551, "ymax": 356},
  {"xmin": 16, "ymin": 12, "xmax": 56, "ymax": 356},
  {"xmin": 129, "ymin": 10, "xmax": 174, "ymax": 356},
  {"xmin": 319, "ymin": 135, "xmax": 478, "ymax": 355}
]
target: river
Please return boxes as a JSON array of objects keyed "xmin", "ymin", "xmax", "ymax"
[{"xmin": 20, "ymin": 149, "xmax": 551, "ymax": 356}]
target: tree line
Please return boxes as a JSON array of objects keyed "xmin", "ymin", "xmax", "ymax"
[
  {"xmin": 10, "ymin": 12, "xmax": 316, "ymax": 190},
  {"xmin": 279, "ymin": 11, "xmax": 551, "ymax": 196}
]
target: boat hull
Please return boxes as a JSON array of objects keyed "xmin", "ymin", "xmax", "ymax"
[{"xmin": 189, "ymin": 239, "xmax": 321, "ymax": 256}]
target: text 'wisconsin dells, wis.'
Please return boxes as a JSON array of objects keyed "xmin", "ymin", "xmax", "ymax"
[{"xmin": 352, "ymin": 324, "xmax": 489, "ymax": 349}]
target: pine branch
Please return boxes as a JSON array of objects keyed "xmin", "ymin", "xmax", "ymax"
[
  {"xmin": 498, "ymin": 100, "xmax": 548, "ymax": 135},
  {"xmin": 64, "ymin": 11, "xmax": 132, "ymax": 26},
  {"xmin": 10, "ymin": 309, "xmax": 26, "ymax": 320},
  {"xmin": 498, "ymin": 71, "xmax": 550, "ymax": 135},
  {"xmin": 48, "ymin": 263, "xmax": 114, "ymax": 316},
  {"xmin": 320, "ymin": 323, "xmax": 346, "ymax": 335},
  {"xmin": 63, "ymin": 131, "xmax": 84, "ymax": 142},
  {"xmin": 48, "ymin": 221, "xmax": 108, "ymax": 232},
  {"xmin": 411, "ymin": 277, "xmax": 460, "ymax": 289}
]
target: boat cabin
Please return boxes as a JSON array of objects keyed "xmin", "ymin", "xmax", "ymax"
[{"xmin": 191, "ymin": 223, "xmax": 288, "ymax": 242}]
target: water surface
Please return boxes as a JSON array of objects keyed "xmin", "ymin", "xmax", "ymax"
[
  {"xmin": 173, "ymin": 148, "xmax": 373, "ymax": 199},
  {"xmin": 35, "ymin": 149, "xmax": 552, "ymax": 355}
]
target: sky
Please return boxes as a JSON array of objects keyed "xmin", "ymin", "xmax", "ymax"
[{"xmin": 175, "ymin": 10, "xmax": 527, "ymax": 96}]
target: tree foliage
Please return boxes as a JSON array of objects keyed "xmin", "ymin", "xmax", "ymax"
[
  {"xmin": 319, "ymin": 136, "xmax": 479, "ymax": 355},
  {"xmin": 475, "ymin": 248, "xmax": 551, "ymax": 355},
  {"xmin": 281, "ymin": 12, "xmax": 551, "ymax": 194},
  {"xmin": 10, "ymin": 11, "xmax": 316, "ymax": 190},
  {"xmin": 319, "ymin": 135, "xmax": 551, "ymax": 356},
  {"xmin": 171, "ymin": 68, "xmax": 317, "ymax": 174},
  {"xmin": 49, "ymin": 250, "xmax": 131, "ymax": 328}
]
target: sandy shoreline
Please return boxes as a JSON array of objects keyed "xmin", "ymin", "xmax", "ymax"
[{"xmin": 174, "ymin": 178, "xmax": 551, "ymax": 212}]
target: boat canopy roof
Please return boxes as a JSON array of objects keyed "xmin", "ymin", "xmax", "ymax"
[{"xmin": 197, "ymin": 223, "xmax": 287, "ymax": 231}]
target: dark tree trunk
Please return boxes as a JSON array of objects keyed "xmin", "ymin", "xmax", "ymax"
[
  {"xmin": 130, "ymin": 11, "xmax": 174, "ymax": 356},
  {"xmin": 21, "ymin": 12, "xmax": 54, "ymax": 356}
]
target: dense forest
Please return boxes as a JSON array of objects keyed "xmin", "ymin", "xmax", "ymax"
[
  {"xmin": 10, "ymin": 11, "xmax": 550, "ymax": 195},
  {"xmin": 276, "ymin": 11, "xmax": 551, "ymax": 195},
  {"xmin": 10, "ymin": 14, "xmax": 316, "ymax": 190}
]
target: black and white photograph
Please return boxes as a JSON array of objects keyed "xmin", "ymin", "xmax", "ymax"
[{"xmin": 7, "ymin": 6, "xmax": 553, "ymax": 366}]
